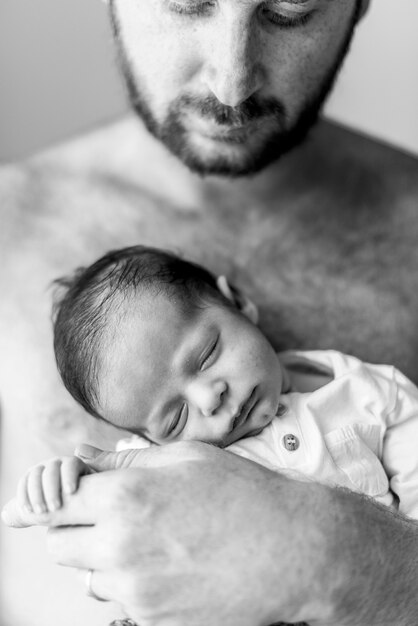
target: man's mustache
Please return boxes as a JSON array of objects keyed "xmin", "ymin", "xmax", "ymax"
[{"xmin": 179, "ymin": 94, "xmax": 286, "ymax": 126}]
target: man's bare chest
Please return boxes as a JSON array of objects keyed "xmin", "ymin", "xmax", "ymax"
[{"xmin": 20, "ymin": 176, "xmax": 418, "ymax": 377}]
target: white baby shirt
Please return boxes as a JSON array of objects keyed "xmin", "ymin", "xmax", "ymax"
[
  {"xmin": 118, "ymin": 349, "xmax": 418, "ymax": 519},
  {"xmin": 229, "ymin": 350, "xmax": 418, "ymax": 519}
]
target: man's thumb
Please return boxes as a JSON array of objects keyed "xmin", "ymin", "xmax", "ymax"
[
  {"xmin": 75, "ymin": 444, "xmax": 140, "ymax": 471},
  {"xmin": 75, "ymin": 444, "xmax": 117, "ymax": 470}
]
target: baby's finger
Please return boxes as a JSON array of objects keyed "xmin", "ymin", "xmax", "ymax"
[
  {"xmin": 3, "ymin": 471, "xmax": 110, "ymax": 529},
  {"xmin": 16, "ymin": 473, "xmax": 32, "ymax": 512},
  {"xmin": 26, "ymin": 465, "xmax": 47, "ymax": 514},
  {"xmin": 42, "ymin": 459, "xmax": 63, "ymax": 511},
  {"xmin": 61, "ymin": 457, "xmax": 90, "ymax": 495}
]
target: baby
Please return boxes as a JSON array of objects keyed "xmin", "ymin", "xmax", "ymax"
[{"xmin": 17, "ymin": 245, "xmax": 418, "ymax": 521}]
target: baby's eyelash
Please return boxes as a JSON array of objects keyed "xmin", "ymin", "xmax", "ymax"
[
  {"xmin": 168, "ymin": 404, "xmax": 187, "ymax": 435},
  {"xmin": 200, "ymin": 338, "xmax": 219, "ymax": 370}
]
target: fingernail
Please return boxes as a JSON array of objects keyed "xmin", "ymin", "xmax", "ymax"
[
  {"xmin": 34, "ymin": 504, "xmax": 46, "ymax": 515},
  {"xmin": 75, "ymin": 444, "xmax": 101, "ymax": 460},
  {"xmin": 63, "ymin": 482, "xmax": 75, "ymax": 495},
  {"xmin": 50, "ymin": 500, "xmax": 62, "ymax": 511}
]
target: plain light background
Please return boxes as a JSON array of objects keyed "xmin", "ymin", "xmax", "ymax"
[{"xmin": 0, "ymin": 0, "xmax": 417, "ymax": 162}]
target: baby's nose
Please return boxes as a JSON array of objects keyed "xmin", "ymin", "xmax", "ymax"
[{"xmin": 200, "ymin": 380, "xmax": 228, "ymax": 417}]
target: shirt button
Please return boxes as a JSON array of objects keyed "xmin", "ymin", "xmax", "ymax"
[
  {"xmin": 282, "ymin": 434, "xmax": 300, "ymax": 451},
  {"xmin": 276, "ymin": 403, "xmax": 288, "ymax": 417}
]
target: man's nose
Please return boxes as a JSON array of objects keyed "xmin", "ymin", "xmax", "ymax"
[
  {"xmin": 203, "ymin": 19, "xmax": 265, "ymax": 107},
  {"xmin": 188, "ymin": 379, "xmax": 228, "ymax": 417}
]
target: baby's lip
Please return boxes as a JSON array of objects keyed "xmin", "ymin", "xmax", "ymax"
[
  {"xmin": 231, "ymin": 387, "xmax": 258, "ymax": 432},
  {"xmin": 241, "ymin": 426, "xmax": 265, "ymax": 440}
]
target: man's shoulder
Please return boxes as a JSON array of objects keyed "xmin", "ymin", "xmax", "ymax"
[
  {"xmin": 0, "ymin": 115, "xmax": 146, "ymax": 238},
  {"xmin": 2, "ymin": 113, "xmax": 144, "ymax": 180},
  {"xmin": 315, "ymin": 119, "xmax": 418, "ymax": 198}
]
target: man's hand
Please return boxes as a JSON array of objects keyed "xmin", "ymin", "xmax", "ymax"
[
  {"xmin": 3, "ymin": 442, "xmax": 333, "ymax": 624},
  {"xmin": 3, "ymin": 441, "xmax": 418, "ymax": 626},
  {"xmin": 1, "ymin": 442, "xmax": 212, "ymax": 528}
]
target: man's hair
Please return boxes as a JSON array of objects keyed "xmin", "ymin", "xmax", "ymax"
[{"xmin": 53, "ymin": 245, "xmax": 228, "ymax": 420}]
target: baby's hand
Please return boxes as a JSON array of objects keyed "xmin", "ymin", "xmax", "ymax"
[{"xmin": 16, "ymin": 456, "xmax": 92, "ymax": 514}]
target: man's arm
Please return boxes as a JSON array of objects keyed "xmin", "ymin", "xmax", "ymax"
[{"xmin": 3, "ymin": 442, "xmax": 418, "ymax": 626}]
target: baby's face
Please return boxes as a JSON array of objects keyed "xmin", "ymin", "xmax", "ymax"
[{"xmin": 99, "ymin": 293, "xmax": 283, "ymax": 446}]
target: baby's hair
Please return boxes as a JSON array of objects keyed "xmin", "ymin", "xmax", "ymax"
[{"xmin": 53, "ymin": 245, "xmax": 230, "ymax": 421}]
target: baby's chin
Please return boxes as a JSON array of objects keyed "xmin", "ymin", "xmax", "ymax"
[
  {"xmin": 236, "ymin": 424, "xmax": 269, "ymax": 442},
  {"xmin": 224, "ymin": 415, "xmax": 275, "ymax": 446}
]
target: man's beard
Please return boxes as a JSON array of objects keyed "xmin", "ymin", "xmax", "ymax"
[{"xmin": 110, "ymin": 1, "xmax": 361, "ymax": 178}]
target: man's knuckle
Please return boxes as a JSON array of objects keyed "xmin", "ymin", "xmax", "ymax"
[
  {"xmin": 107, "ymin": 474, "xmax": 138, "ymax": 506},
  {"xmin": 115, "ymin": 449, "xmax": 140, "ymax": 469}
]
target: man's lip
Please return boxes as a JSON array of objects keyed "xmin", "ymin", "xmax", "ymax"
[
  {"xmin": 199, "ymin": 127, "xmax": 252, "ymax": 144},
  {"xmin": 188, "ymin": 114, "xmax": 264, "ymax": 143},
  {"xmin": 231, "ymin": 387, "xmax": 257, "ymax": 431}
]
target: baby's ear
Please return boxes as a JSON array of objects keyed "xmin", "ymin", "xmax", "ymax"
[{"xmin": 216, "ymin": 276, "xmax": 259, "ymax": 324}]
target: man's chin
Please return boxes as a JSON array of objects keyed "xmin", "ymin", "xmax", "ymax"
[
  {"xmin": 180, "ymin": 145, "xmax": 265, "ymax": 179},
  {"xmin": 161, "ymin": 128, "xmax": 288, "ymax": 178}
]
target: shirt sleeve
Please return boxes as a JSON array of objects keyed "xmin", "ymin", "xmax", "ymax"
[{"xmin": 381, "ymin": 367, "xmax": 418, "ymax": 519}]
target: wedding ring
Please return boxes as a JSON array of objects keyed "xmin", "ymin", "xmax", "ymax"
[{"xmin": 85, "ymin": 568, "xmax": 106, "ymax": 602}]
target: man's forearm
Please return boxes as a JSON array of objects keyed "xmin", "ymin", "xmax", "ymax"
[
  {"xmin": 315, "ymin": 486, "xmax": 418, "ymax": 626},
  {"xmin": 240, "ymin": 469, "xmax": 418, "ymax": 626}
]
